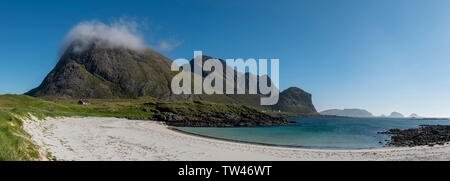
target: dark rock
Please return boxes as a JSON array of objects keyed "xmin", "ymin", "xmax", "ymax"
[{"xmin": 379, "ymin": 125, "xmax": 450, "ymax": 147}]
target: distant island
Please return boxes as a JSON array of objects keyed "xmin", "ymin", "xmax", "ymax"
[
  {"xmin": 320, "ymin": 110, "xmax": 446, "ymax": 120},
  {"xmin": 320, "ymin": 109, "xmax": 373, "ymax": 118},
  {"xmin": 409, "ymin": 113, "xmax": 420, "ymax": 118},
  {"xmin": 389, "ymin": 112, "xmax": 404, "ymax": 118}
]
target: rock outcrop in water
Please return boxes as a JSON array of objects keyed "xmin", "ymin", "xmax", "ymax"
[{"xmin": 379, "ymin": 125, "xmax": 450, "ymax": 147}]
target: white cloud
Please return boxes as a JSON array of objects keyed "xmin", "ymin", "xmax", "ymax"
[
  {"xmin": 60, "ymin": 19, "xmax": 146, "ymax": 55},
  {"xmin": 155, "ymin": 40, "xmax": 181, "ymax": 52}
]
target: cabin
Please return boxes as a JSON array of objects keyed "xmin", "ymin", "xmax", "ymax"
[{"xmin": 78, "ymin": 100, "xmax": 91, "ymax": 105}]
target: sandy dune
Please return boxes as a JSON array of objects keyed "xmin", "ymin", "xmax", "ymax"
[{"xmin": 23, "ymin": 117, "xmax": 450, "ymax": 161}]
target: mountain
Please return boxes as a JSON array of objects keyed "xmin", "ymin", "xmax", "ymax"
[
  {"xmin": 389, "ymin": 112, "xmax": 404, "ymax": 118},
  {"xmin": 272, "ymin": 87, "xmax": 317, "ymax": 114},
  {"xmin": 26, "ymin": 45, "xmax": 176, "ymax": 99},
  {"xmin": 186, "ymin": 55, "xmax": 318, "ymax": 115},
  {"xmin": 320, "ymin": 108, "xmax": 373, "ymax": 117},
  {"xmin": 409, "ymin": 113, "xmax": 420, "ymax": 118},
  {"xmin": 27, "ymin": 45, "xmax": 317, "ymax": 116}
]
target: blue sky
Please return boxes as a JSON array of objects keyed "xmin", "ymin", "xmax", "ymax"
[{"xmin": 1, "ymin": 0, "xmax": 449, "ymax": 117}]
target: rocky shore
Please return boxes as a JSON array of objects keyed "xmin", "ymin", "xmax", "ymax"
[
  {"xmin": 157, "ymin": 111, "xmax": 289, "ymax": 127},
  {"xmin": 148, "ymin": 101, "xmax": 290, "ymax": 127},
  {"xmin": 379, "ymin": 125, "xmax": 450, "ymax": 147}
]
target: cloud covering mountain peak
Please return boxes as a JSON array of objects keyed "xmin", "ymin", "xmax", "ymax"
[{"xmin": 60, "ymin": 20, "xmax": 146, "ymax": 55}]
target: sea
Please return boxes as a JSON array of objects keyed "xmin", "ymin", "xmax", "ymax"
[{"xmin": 175, "ymin": 117, "xmax": 450, "ymax": 149}]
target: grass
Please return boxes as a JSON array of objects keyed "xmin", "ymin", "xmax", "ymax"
[
  {"xmin": 0, "ymin": 110, "xmax": 40, "ymax": 161},
  {"xmin": 0, "ymin": 94, "xmax": 268, "ymax": 161}
]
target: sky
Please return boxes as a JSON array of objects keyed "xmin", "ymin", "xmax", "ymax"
[{"xmin": 0, "ymin": 0, "xmax": 450, "ymax": 117}]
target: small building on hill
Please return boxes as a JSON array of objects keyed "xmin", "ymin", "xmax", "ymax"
[{"xmin": 78, "ymin": 100, "xmax": 91, "ymax": 105}]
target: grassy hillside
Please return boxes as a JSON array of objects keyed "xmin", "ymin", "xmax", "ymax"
[{"xmin": 0, "ymin": 94, "xmax": 286, "ymax": 160}]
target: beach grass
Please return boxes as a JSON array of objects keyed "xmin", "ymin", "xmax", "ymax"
[{"xmin": 0, "ymin": 110, "xmax": 40, "ymax": 161}]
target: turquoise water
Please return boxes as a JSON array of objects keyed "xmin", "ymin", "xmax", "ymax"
[{"xmin": 176, "ymin": 118, "xmax": 450, "ymax": 149}]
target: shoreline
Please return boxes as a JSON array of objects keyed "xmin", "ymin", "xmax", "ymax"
[
  {"xmin": 169, "ymin": 127, "xmax": 390, "ymax": 150},
  {"xmin": 23, "ymin": 116, "xmax": 450, "ymax": 161}
]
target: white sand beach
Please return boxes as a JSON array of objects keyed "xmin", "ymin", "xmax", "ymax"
[{"xmin": 23, "ymin": 117, "xmax": 450, "ymax": 161}]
